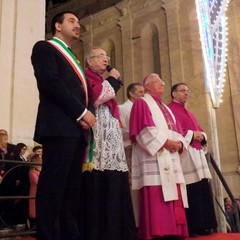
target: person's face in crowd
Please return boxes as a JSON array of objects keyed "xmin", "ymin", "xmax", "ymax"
[
  {"xmin": 172, "ymin": 84, "xmax": 190, "ymax": 104},
  {"xmin": 145, "ymin": 75, "xmax": 165, "ymax": 98},
  {"xmin": 0, "ymin": 134, "xmax": 8, "ymax": 150},
  {"xmin": 87, "ymin": 48, "xmax": 110, "ymax": 75},
  {"xmin": 55, "ymin": 13, "xmax": 80, "ymax": 42},
  {"xmin": 225, "ymin": 197, "xmax": 233, "ymax": 208},
  {"xmin": 130, "ymin": 85, "xmax": 145, "ymax": 101},
  {"xmin": 20, "ymin": 146, "xmax": 27, "ymax": 156},
  {"xmin": 35, "ymin": 149, "xmax": 43, "ymax": 158}
]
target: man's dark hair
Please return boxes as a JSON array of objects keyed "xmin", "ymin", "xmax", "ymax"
[
  {"xmin": 51, "ymin": 11, "xmax": 78, "ymax": 35},
  {"xmin": 32, "ymin": 145, "xmax": 43, "ymax": 153},
  {"xmin": 170, "ymin": 82, "xmax": 187, "ymax": 98},
  {"xmin": 126, "ymin": 83, "xmax": 142, "ymax": 99}
]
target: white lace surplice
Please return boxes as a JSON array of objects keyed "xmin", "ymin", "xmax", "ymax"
[{"xmin": 92, "ymin": 81, "xmax": 128, "ymax": 172}]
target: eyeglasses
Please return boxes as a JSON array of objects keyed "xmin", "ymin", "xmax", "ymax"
[
  {"xmin": 175, "ymin": 89, "xmax": 190, "ymax": 94},
  {"xmin": 90, "ymin": 54, "xmax": 110, "ymax": 61}
]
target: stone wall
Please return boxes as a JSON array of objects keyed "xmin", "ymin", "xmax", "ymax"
[
  {"xmin": 47, "ymin": 0, "xmax": 240, "ymax": 203},
  {"xmin": 0, "ymin": 0, "xmax": 45, "ymax": 148}
]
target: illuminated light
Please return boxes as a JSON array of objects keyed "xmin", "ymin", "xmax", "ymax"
[{"xmin": 195, "ymin": 0, "xmax": 229, "ymax": 108}]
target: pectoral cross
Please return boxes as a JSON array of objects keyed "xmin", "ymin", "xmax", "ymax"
[
  {"xmin": 167, "ymin": 119, "xmax": 174, "ymax": 130},
  {"xmin": 163, "ymin": 166, "xmax": 170, "ymax": 182},
  {"xmin": 157, "ymin": 101, "xmax": 177, "ymax": 131}
]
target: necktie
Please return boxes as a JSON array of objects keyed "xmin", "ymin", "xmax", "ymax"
[{"xmin": 68, "ymin": 47, "xmax": 80, "ymax": 64}]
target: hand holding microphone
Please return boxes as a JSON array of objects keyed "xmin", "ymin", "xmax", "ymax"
[{"xmin": 106, "ymin": 65, "xmax": 123, "ymax": 86}]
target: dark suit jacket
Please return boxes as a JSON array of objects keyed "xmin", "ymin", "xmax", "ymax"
[
  {"xmin": 0, "ymin": 143, "xmax": 17, "ymax": 192},
  {"xmin": 15, "ymin": 155, "xmax": 30, "ymax": 196},
  {"xmin": 31, "ymin": 40, "xmax": 94, "ymax": 144}
]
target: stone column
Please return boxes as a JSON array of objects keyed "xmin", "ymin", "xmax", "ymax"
[
  {"xmin": 162, "ymin": 0, "xmax": 183, "ymax": 83},
  {"xmin": 227, "ymin": 0, "xmax": 240, "ymax": 162},
  {"xmin": 80, "ymin": 15, "xmax": 94, "ymax": 55},
  {"xmin": 206, "ymin": 96, "xmax": 226, "ymax": 232},
  {"xmin": 116, "ymin": 2, "xmax": 135, "ymax": 101},
  {"xmin": 0, "ymin": 0, "xmax": 45, "ymax": 145}
]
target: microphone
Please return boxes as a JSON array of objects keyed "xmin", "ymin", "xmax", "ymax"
[{"xmin": 106, "ymin": 65, "xmax": 123, "ymax": 86}]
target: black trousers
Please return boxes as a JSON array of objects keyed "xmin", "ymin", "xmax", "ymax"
[
  {"xmin": 82, "ymin": 170, "xmax": 138, "ymax": 240},
  {"xmin": 36, "ymin": 137, "xmax": 85, "ymax": 240},
  {"xmin": 185, "ymin": 179, "xmax": 217, "ymax": 234}
]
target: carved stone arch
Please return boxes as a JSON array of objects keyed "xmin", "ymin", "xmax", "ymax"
[
  {"xmin": 100, "ymin": 38, "xmax": 124, "ymax": 102},
  {"xmin": 101, "ymin": 39, "xmax": 116, "ymax": 67},
  {"xmin": 141, "ymin": 22, "xmax": 161, "ymax": 76}
]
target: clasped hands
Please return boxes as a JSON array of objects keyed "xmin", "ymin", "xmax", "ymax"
[
  {"xmin": 78, "ymin": 110, "xmax": 96, "ymax": 129},
  {"xmin": 194, "ymin": 131, "xmax": 204, "ymax": 142},
  {"xmin": 163, "ymin": 139, "xmax": 183, "ymax": 153}
]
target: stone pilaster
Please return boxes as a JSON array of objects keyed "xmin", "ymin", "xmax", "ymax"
[
  {"xmin": 227, "ymin": 0, "xmax": 240, "ymax": 165},
  {"xmin": 162, "ymin": 0, "xmax": 183, "ymax": 83},
  {"xmin": 0, "ymin": 0, "xmax": 45, "ymax": 145},
  {"xmin": 80, "ymin": 15, "xmax": 94, "ymax": 54},
  {"xmin": 116, "ymin": 1, "xmax": 134, "ymax": 101}
]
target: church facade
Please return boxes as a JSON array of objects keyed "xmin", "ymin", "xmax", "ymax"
[{"xmin": 46, "ymin": 0, "xmax": 240, "ymax": 201}]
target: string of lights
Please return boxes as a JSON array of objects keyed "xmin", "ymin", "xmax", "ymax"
[{"xmin": 195, "ymin": 0, "xmax": 230, "ymax": 108}]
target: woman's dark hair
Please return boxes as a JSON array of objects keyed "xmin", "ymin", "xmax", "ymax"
[{"xmin": 16, "ymin": 143, "xmax": 27, "ymax": 154}]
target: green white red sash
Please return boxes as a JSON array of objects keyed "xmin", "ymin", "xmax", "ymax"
[
  {"xmin": 49, "ymin": 38, "xmax": 94, "ymax": 171},
  {"xmin": 48, "ymin": 37, "xmax": 88, "ymax": 106},
  {"xmin": 82, "ymin": 129, "xmax": 94, "ymax": 172}
]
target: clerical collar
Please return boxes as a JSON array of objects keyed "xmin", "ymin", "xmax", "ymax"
[
  {"xmin": 87, "ymin": 66, "xmax": 102, "ymax": 77},
  {"xmin": 173, "ymin": 100, "xmax": 185, "ymax": 106}
]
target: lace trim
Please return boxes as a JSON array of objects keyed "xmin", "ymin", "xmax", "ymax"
[
  {"xmin": 95, "ymin": 80, "xmax": 116, "ymax": 107},
  {"xmin": 92, "ymin": 105, "xmax": 128, "ymax": 172}
]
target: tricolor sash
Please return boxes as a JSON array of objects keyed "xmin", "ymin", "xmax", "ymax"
[
  {"xmin": 48, "ymin": 37, "xmax": 88, "ymax": 106},
  {"xmin": 48, "ymin": 38, "xmax": 94, "ymax": 171},
  {"xmin": 82, "ymin": 129, "xmax": 94, "ymax": 172}
]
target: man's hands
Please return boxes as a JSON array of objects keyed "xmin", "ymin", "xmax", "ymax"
[
  {"xmin": 78, "ymin": 110, "xmax": 96, "ymax": 129},
  {"xmin": 109, "ymin": 68, "xmax": 121, "ymax": 80},
  {"xmin": 163, "ymin": 139, "xmax": 183, "ymax": 153},
  {"xmin": 193, "ymin": 131, "xmax": 204, "ymax": 142}
]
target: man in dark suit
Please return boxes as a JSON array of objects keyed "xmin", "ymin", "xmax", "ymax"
[{"xmin": 31, "ymin": 11, "xmax": 96, "ymax": 240}]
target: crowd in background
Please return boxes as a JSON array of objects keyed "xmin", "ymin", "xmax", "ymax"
[
  {"xmin": 224, "ymin": 197, "xmax": 240, "ymax": 233},
  {"xmin": 0, "ymin": 129, "xmax": 42, "ymax": 231}
]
